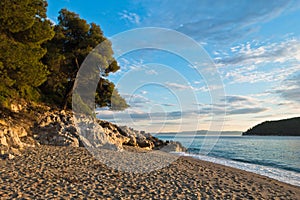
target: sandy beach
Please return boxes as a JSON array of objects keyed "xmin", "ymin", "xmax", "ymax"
[{"xmin": 0, "ymin": 145, "xmax": 299, "ymax": 199}]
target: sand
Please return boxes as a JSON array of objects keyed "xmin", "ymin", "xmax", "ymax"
[{"xmin": 0, "ymin": 145, "xmax": 299, "ymax": 199}]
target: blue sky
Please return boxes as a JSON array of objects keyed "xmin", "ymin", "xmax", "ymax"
[{"xmin": 48, "ymin": 0, "xmax": 300, "ymax": 132}]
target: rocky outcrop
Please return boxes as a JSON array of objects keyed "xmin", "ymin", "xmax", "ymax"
[
  {"xmin": 0, "ymin": 123, "xmax": 36, "ymax": 160},
  {"xmin": 33, "ymin": 110, "xmax": 81, "ymax": 148},
  {"xmin": 1, "ymin": 107, "xmax": 186, "ymax": 159},
  {"xmin": 33, "ymin": 110, "xmax": 186, "ymax": 152},
  {"xmin": 117, "ymin": 126, "xmax": 154, "ymax": 149}
]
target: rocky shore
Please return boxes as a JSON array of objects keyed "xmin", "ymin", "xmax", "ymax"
[
  {"xmin": 0, "ymin": 105, "xmax": 185, "ymax": 160},
  {"xmin": 1, "ymin": 105, "xmax": 299, "ymax": 199}
]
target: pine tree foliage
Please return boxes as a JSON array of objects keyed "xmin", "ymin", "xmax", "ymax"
[
  {"xmin": 0, "ymin": 3, "xmax": 128, "ymax": 111},
  {"xmin": 0, "ymin": 0, "xmax": 54, "ymax": 104},
  {"xmin": 41, "ymin": 9, "xmax": 128, "ymax": 110}
]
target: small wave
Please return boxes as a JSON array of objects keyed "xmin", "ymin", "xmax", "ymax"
[{"xmin": 173, "ymin": 152, "xmax": 300, "ymax": 187}]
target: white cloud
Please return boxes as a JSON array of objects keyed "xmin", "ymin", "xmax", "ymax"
[
  {"xmin": 228, "ymin": 107, "xmax": 267, "ymax": 115},
  {"xmin": 140, "ymin": 90, "xmax": 148, "ymax": 95},
  {"xmin": 218, "ymin": 39, "xmax": 300, "ymax": 84},
  {"xmin": 274, "ymin": 73, "xmax": 300, "ymax": 103},
  {"xmin": 119, "ymin": 10, "xmax": 140, "ymax": 24},
  {"xmin": 145, "ymin": 69, "xmax": 158, "ymax": 75},
  {"xmin": 164, "ymin": 82, "xmax": 193, "ymax": 90},
  {"xmin": 224, "ymin": 95, "xmax": 260, "ymax": 105},
  {"xmin": 121, "ymin": 93, "xmax": 151, "ymax": 108},
  {"xmin": 161, "ymin": 103, "xmax": 176, "ymax": 107},
  {"xmin": 193, "ymin": 81, "xmax": 200, "ymax": 84},
  {"xmin": 164, "ymin": 82, "xmax": 209, "ymax": 92},
  {"xmin": 217, "ymin": 39, "xmax": 300, "ymax": 67}
]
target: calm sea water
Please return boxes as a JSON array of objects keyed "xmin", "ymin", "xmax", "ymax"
[{"xmin": 155, "ymin": 134, "xmax": 300, "ymax": 186}]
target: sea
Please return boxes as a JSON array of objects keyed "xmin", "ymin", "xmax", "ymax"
[{"xmin": 155, "ymin": 133, "xmax": 300, "ymax": 187}]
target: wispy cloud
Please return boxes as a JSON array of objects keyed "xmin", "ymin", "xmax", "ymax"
[
  {"xmin": 216, "ymin": 39, "xmax": 300, "ymax": 66},
  {"xmin": 135, "ymin": 0, "xmax": 298, "ymax": 45},
  {"xmin": 164, "ymin": 82, "xmax": 193, "ymax": 90},
  {"xmin": 225, "ymin": 95, "xmax": 249, "ymax": 103},
  {"xmin": 122, "ymin": 94, "xmax": 150, "ymax": 108},
  {"xmin": 274, "ymin": 73, "xmax": 300, "ymax": 103},
  {"xmin": 161, "ymin": 103, "xmax": 176, "ymax": 107},
  {"xmin": 164, "ymin": 82, "xmax": 205, "ymax": 92},
  {"xmin": 228, "ymin": 107, "xmax": 267, "ymax": 115},
  {"xmin": 217, "ymin": 39, "xmax": 300, "ymax": 84},
  {"xmin": 224, "ymin": 95, "xmax": 261, "ymax": 105},
  {"xmin": 98, "ymin": 94, "xmax": 267, "ymax": 123},
  {"xmin": 145, "ymin": 69, "xmax": 158, "ymax": 75},
  {"xmin": 119, "ymin": 10, "xmax": 140, "ymax": 24}
]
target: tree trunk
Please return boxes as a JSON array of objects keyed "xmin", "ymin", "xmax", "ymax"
[
  {"xmin": 62, "ymin": 80, "xmax": 74, "ymax": 110},
  {"xmin": 62, "ymin": 57, "xmax": 80, "ymax": 110}
]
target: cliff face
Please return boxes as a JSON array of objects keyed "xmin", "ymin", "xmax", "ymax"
[
  {"xmin": 0, "ymin": 103, "xmax": 186, "ymax": 159},
  {"xmin": 243, "ymin": 117, "xmax": 300, "ymax": 136}
]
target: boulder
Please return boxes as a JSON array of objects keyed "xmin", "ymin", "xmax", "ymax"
[
  {"xmin": 12, "ymin": 126, "xmax": 27, "ymax": 138},
  {"xmin": 10, "ymin": 103, "xmax": 24, "ymax": 113},
  {"xmin": 0, "ymin": 130, "xmax": 8, "ymax": 146},
  {"xmin": 35, "ymin": 111, "xmax": 123, "ymax": 151},
  {"xmin": 136, "ymin": 139, "xmax": 154, "ymax": 149},
  {"xmin": 4, "ymin": 127, "xmax": 24, "ymax": 149},
  {"xmin": 159, "ymin": 141, "xmax": 186, "ymax": 152},
  {"xmin": 0, "ymin": 124, "xmax": 35, "ymax": 159}
]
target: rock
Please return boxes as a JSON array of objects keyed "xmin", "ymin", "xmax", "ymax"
[
  {"xmin": 136, "ymin": 138, "xmax": 154, "ymax": 149},
  {"xmin": 0, "ymin": 119, "xmax": 7, "ymax": 126},
  {"xmin": 1, "ymin": 107, "xmax": 186, "ymax": 154},
  {"xmin": 159, "ymin": 141, "xmax": 186, "ymax": 152},
  {"xmin": 122, "ymin": 135, "xmax": 137, "ymax": 146},
  {"xmin": 78, "ymin": 122, "xmax": 121, "ymax": 150},
  {"xmin": 8, "ymin": 154, "xmax": 15, "ymax": 159},
  {"xmin": 35, "ymin": 124, "xmax": 80, "ymax": 147},
  {"xmin": 35, "ymin": 111, "xmax": 125, "ymax": 150},
  {"xmin": 4, "ymin": 127, "xmax": 24, "ymax": 149},
  {"xmin": 118, "ymin": 126, "xmax": 149, "ymax": 148},
  {"xmin": 10, "ymin": 147, "xmax": 21, "ymax": 156},
  {"xmin": 0, "ymin": 132, "xmax": 8, "ymax": 146},
  {"xmin": 20, "ymin": 136, "xmax": 37, "ymax": 147},
  {"xmin": 10, "ymin": 103, "xmax": 23, "ymax": 113},
  {"xmin": 12, "ymin": 126, "xmax": 27, "ymax": 138},
  {"xmin": 0, "ymin": 123, "xmax": 35, "ymax": 158},
  {"xmin": 0, "ymin": 153, "xmax": 15, "ymax": 160}
]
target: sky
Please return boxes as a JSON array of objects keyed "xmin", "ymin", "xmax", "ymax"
[{"xmin": 47, "ymin": 0, "xmax": 300, "ymax": 133}]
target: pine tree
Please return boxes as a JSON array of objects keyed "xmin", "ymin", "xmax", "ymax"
[
  {"xmin": 42, "ymin": 9, "xmax": 128, "ymax": 110},
  {"xmin": 0, "ymin": 0, "xmax": 54, "ymax": 106}
]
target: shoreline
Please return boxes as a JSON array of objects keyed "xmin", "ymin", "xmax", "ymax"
[
  {"xmin": 173, "ymin": 151, "xmax": 300, "ymax": 187},
  {"xmin": 1, "ymin": 145, "xmax": 299, "ymax": 199},
  {"xmin": 181, "ymin": 155, "xmax": 300, "ymax": 188}
]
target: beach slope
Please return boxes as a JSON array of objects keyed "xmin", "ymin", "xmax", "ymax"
[{"xmin": 1, "ymin": 146, "xmax": 299, "ymax": 199}]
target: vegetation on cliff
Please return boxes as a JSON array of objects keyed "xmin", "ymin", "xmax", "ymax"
[{"xmin": 0, "ymin": 0, "xmax": 128, "ymax": 111}]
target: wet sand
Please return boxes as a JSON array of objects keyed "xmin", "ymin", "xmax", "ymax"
[{"xmin": 0, "ymin": 145, "xmax": 299, "ymax": 199}]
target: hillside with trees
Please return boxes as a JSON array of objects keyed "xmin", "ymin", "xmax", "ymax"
[
  {"xmin": 243, "ymin": 117, "xmax": 300, "ymax": 136},
  {"xmin": 0, "ymin": 0, "xmax": 128, "ymax": 111}
]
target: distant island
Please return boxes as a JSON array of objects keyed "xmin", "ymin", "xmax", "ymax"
[{"xmin": 243, "ymin": 117, "xmax": 300, "ymax": 136}]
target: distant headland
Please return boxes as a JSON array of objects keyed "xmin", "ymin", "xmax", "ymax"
[{"xmin": 243, "ymin": 117, "xmax": 300, "ymax": 136}]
